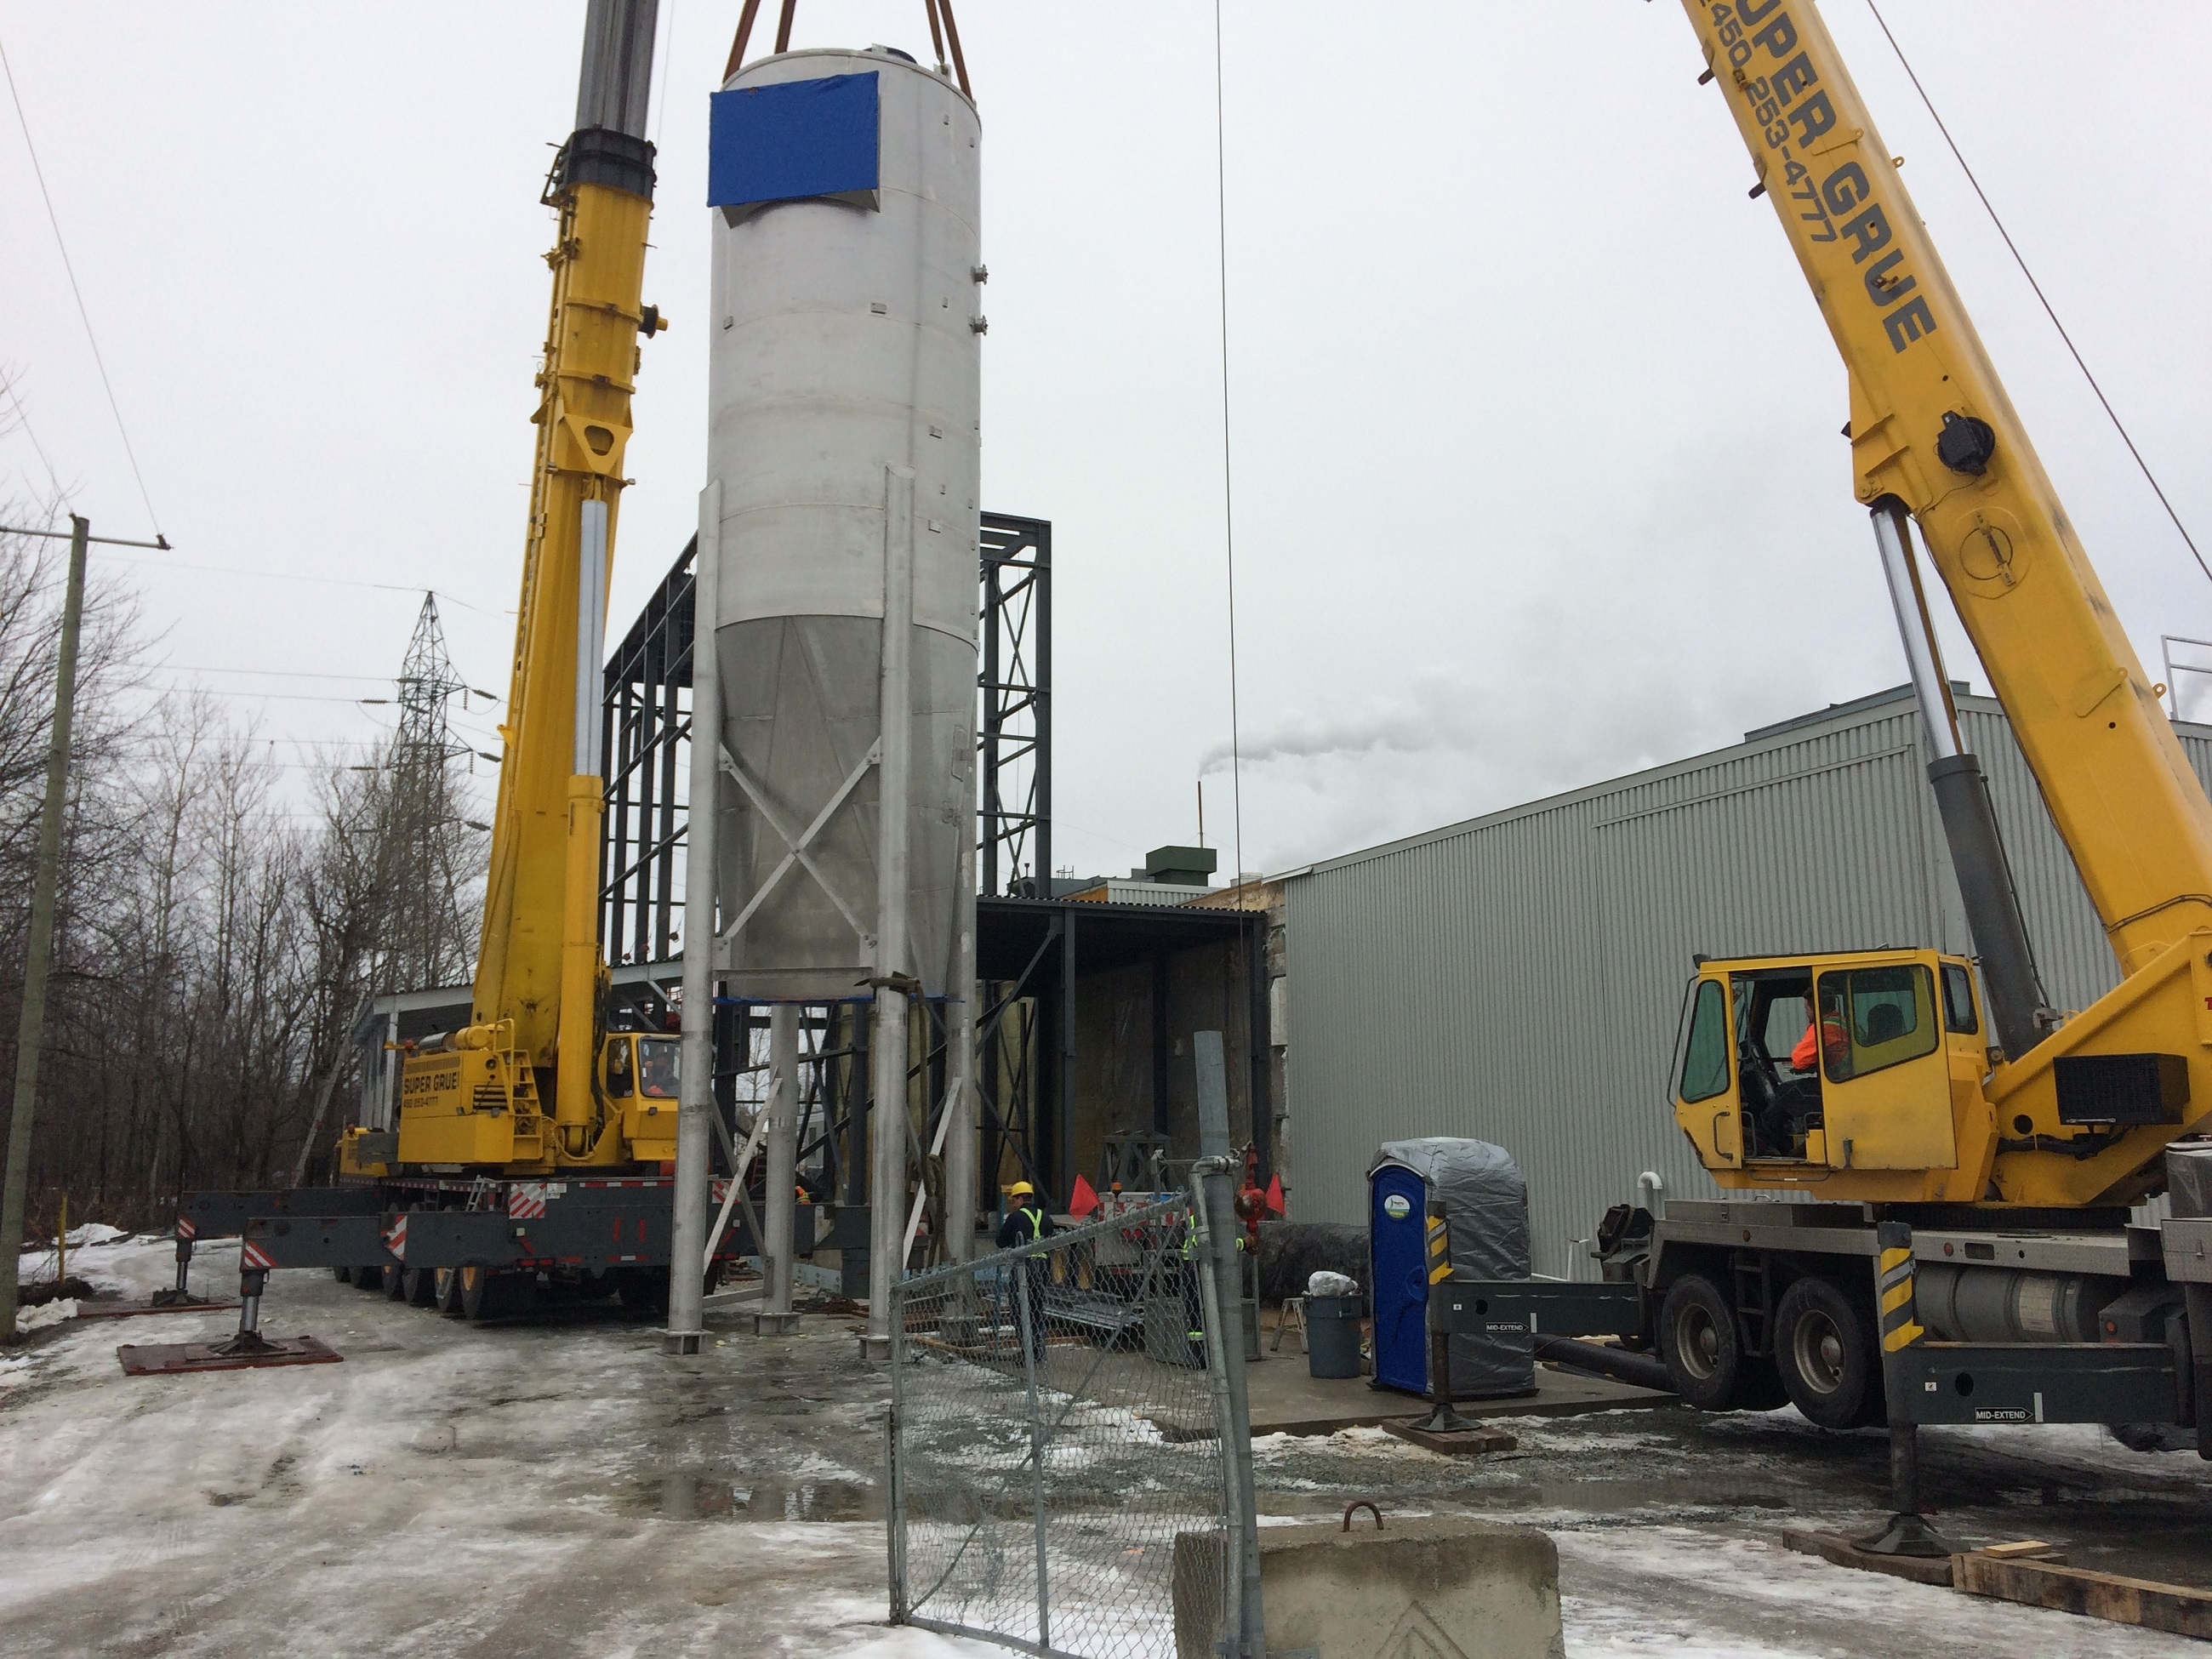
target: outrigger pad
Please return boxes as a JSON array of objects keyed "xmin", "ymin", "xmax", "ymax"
[
  {"xmin": 77, "ymin": 1298, "xmax": 239, "ymax": 1321},
  {"xmin": 117, "ymin": 1335, "xmax": 342, "ymax": 1375}
]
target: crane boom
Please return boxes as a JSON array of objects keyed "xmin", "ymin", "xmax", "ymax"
[
  {"xmin": 1672, "ymin": 1, "xmax": 2212, "ymax": 1209},
  {"xmin": 1684, "ymin": 0, "xmax": 2212, "ymax": 971},
  {"xmin": 470, "ymin": 0, "xmax": 664, "ymax": 1166}
]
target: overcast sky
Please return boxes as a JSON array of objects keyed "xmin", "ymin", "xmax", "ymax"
[{"xmin": 3, "ymin": 2, "xmax": 2208, "ymax": 883}]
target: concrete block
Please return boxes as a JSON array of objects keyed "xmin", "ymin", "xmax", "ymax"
[{"xmin": 1173, "ymin": 1516, "xmax": 1564, "ymax": 1659}]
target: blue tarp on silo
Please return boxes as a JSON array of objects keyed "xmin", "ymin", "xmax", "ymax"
[{"xmin": 708, "ymin": 71, "xmax": 880, "ymax": 212}]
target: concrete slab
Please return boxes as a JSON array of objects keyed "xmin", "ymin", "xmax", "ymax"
[{"xmin": 1243, "ymin": 1354, "xmax": 1672, "ymax": 1438}]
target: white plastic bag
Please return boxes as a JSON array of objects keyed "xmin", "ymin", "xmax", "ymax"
[{"xmin": 1306, "ymin": 1270, "xmax": 1358, "ymax": 1298}]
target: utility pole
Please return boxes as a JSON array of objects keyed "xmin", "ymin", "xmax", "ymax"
[{"xmin": 0, "ymin": 517, "xmax": 167, "ymax": 1337}]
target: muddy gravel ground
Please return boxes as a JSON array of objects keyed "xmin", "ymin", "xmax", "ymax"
[{"xmin": 3, "ymin": 1243, "xmax": 2209, "ymax": 1657}]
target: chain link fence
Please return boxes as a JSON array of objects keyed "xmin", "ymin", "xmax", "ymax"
[{"xmin": 887, "ymin": 1194, "xmax": 1236, "ymax": 1658}]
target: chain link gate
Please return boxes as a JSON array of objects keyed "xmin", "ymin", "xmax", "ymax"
[{"xmin": 887, "ymin": 1194, "xmax": 1239, "ymax": 1657}]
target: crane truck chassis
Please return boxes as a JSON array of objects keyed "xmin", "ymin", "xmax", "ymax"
[
  {"xmin": 1457, "ymin": 1150, "xmax": 2203, "ymax": 1445},
  {"xmin": 162, "ymin": 1177, "xmax": 869, "ymax": 1328}
]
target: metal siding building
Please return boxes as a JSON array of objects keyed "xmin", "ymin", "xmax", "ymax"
[{"xmin": 1282, "ymin": 688, "xmax": 2212, "ymax": 1278}]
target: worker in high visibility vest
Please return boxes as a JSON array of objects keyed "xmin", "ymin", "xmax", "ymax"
[
  {"xmin": 998, "ymin": 1182, "xmax": 1054, "ymax": 1365},
  {"xmin": 1179, "ymin": 1207, "xmax": 1246, "ymax": 1368}
]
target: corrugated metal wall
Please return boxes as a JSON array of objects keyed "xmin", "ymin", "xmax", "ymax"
[{"xmin": 1283, "ymin": 689, "xmax": 2212, "ymax": 1277}]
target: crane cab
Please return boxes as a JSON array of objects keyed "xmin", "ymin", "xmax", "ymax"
[
  {"xmin": 601, "ymin": 1031, "xmax": 682, "ymax": 1167},
  {"xmin": 1673, "ymin": 949, "xmax": 1993, "ymax": 1195}
]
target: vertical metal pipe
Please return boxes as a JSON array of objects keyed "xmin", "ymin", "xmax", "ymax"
[
  {"xmin": 1194, "ymin": 1030, "xmax": 1263, "ymax": 1655},
  {"xmin": 1013, "ymin": 1254, "xmax": 1052, "ymax": 1650},
  {"xmin": 664, "ymin": 484, "xmax": 721, "ymax": 1354},
  {"xmin": 759, "ymin": 1002, "xmax": 800, "ymax": 1331},
  {"xmin": 0, "ymin": 516, "xmax": 88, "ymax": 1341},
  {"xmin": 942, "ymin": 825, "xmax": 979, "ymax": 1262},
  {"xmin": 1034, "ymin": 524, "xmax": 1052, "ymax": 892},
  {"xmin": 867, "ymin": 466, "xmax": 917, "ymax": 1356},
  {"xmin": 1150, "ymin": 951, "xmax": 1171, "ymax": 1139},
  {"xmin": 1058, "ymin": 910, "xmax": 1076, "ymax": 1203},
  {"xmin": 980, "ymin": 547, "xmax": 1001, "ymax": 898},
  {"xmin": 844, "ymin": 1005, "xmax": 869, "ymax": 1206}
]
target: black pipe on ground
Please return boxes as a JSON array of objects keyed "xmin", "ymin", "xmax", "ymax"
[{"xmin": 1532, "ymin": 1333, "xmax": 1673, "ymax": 1395}]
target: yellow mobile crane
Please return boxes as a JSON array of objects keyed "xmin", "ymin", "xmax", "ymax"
[
  {"xmin": 1458, "ymin": 4, "xmax": 2212, "ymax": 1515},
  {"xmin": 342, "ymin": 0, "xmax": 671, "ymax": 1181},
  {"xmin": 1667, "ymin": 0, "xmax": 2212, "ymax": 1209}
]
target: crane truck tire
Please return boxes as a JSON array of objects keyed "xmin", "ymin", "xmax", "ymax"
[
  {"xmin": 1773, "ymin": 1276, "xmax": 1884, "ymax": 1430},
  {"xmin": 385, "ymin": 1259, "xmax": 411, "ymax": 1301},
  {"xmin": 435, "ymin": 1268, "xmax": 465, "ymax": 1318},
  {"xmin": 403, "ymin": 1264, "xmax": 438, "ymax": 1307},
  {"xmin": 1659, "ymin": 1274, "xmax": 1784, "ymax": 1411}
]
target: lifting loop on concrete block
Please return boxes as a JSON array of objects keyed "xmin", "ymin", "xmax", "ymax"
[{"xmin": 1342, "ymin": 1500, "xmax": 1385, "ymax": 1533}]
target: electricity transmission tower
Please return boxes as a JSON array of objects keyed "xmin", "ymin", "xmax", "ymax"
[{"xmin": 373, "ymin": 595, "xmax": 483, "ymax": 992}]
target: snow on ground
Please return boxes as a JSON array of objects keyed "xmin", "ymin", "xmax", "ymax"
[
  {"xmin": 4, "ymin": 1237, "xmax": 2210, "ymax": 1656},
  {"xmin": 0, "ymin": 1239, "xmax": 958, "ymax": 1656}
]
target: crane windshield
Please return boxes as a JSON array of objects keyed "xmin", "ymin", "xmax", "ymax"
[{"xmin": 637, "ymin": 1037, "xmax": 681, "ymax": 1098}]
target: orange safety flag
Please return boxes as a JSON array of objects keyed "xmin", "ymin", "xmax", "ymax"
[
  {"xmin": 1069, "ymin": 1173, "xmax": 1101, "ymax": 1218},
  {"xmin": 1264, "ymin": 1174, "xmax": 1285, "ymax": 1216}
]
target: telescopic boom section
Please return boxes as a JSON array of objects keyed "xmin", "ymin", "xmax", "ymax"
[
  {"xmin": 1682, "ymin": 0, "xmax": 2212, "ymax": 974},
  {"xmin": 473, "ymin": 0, "xmax": 663, "ymax": 1158}
]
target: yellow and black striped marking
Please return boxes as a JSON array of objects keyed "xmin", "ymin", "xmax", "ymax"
[
  {"xmin": 1426, "ymin": 1211, "xmax": 1452, "ymax": 1286},
  {"xmin": 1878, "ymin": 1239, "xmax": 1924, "ymax": 1353}
]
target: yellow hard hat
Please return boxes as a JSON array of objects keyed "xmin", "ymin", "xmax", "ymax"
[{"xmin": 1007, "ymin": 1181, "xmax": 1035, "ymax": 1199}]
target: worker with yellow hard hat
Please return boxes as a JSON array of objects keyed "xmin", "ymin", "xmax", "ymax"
[{"xmin": 997, "ymin": 1180, "xmax": 1056, "ymax": 1365}]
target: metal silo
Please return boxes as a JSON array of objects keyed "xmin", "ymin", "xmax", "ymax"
[
  {"xmin": 706, "ymin": 45, "xmax": 979, "ymax": 1001},
  {"xmin": 676, "ymin": 43, "xmax": 982, "ymax": 1352}
]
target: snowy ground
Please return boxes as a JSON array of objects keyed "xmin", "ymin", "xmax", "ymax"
[{"xmin": 4, "ymin": 1234, "xmax": 2210, "ymax": 1656}]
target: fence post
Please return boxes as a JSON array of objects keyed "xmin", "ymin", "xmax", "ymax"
[
  {"xmin": 1193, "ymin": 1030, "xmax": 1263, "ymax": 1657},
  {"xmin": 1012, "ymin": 1253, "xmax": 1052, "ymax": 1650},
  {"xmin": 886, "ymin": 1273, "xmax": 909, "ymax": 1622}
]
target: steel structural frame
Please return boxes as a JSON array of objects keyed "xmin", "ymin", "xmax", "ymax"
[
  {"xmin": 978, "ymin": 514, "xmax": 1051, "ymax": 900},
  {"xmin": 600, "ymin": 518, "xmax": 1055, "ymax": 952},
  {"xmin": 600, "ymin": 537, "xmax": 696, "ymax": 966}
]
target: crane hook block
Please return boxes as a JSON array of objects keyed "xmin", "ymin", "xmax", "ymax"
[{"xmin": 1936, "ymin": 411, "xmax": 1998, "ymax": 476}]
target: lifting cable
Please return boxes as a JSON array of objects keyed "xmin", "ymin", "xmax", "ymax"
[
  {"xmin": 1214, "ymin": 0, "xmax": 1246, "ymax": 887},
  {"xmin": 1865, "ymin": 0, "xmax": 2212, "ymax": 589}
]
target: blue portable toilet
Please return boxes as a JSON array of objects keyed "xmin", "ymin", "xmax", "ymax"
[{"xmin": 1367, "ymin": 1138, "xmax": 1535, "ymax": 1399}]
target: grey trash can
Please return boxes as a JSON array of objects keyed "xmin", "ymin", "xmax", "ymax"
[{"xmin": 1306, "ymin": 1294, "xmax": 1365, "ymax": 1379}]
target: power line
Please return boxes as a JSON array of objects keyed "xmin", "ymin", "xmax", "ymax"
[
  {"xmin": 1864, "ymin": 0, "xmax": 2212, "ymax": 589},
  {"xmin": 1212, "ymin": 0, "xmax": 1245, "ymax": 886},
  {"xmin": 139, "ymin": 683, "xmax": 412, "ymax": 704},
  {"xmin": 88, "ymin": 546, "xmax": 506, "ymax": 615},
  {"xmin": 0, "ymin": 33, "xmax": 162, "ymax": 535},
  {"xmin": 143, "ymin": 664, "xmax": 397, "ymax": 683}
]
